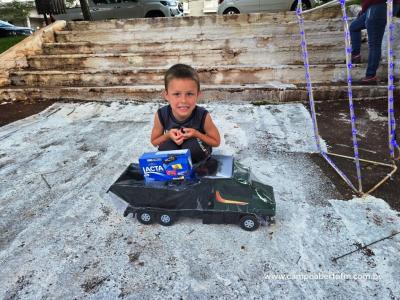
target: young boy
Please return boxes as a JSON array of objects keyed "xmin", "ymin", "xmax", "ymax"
[{"xmin": 151, "ymin": 64, "xmax": 220, "ymax": 163}]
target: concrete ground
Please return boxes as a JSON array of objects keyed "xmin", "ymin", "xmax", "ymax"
[
  {"xmin": 0, "ymin": 100, "xmax": 399, "ymax": 299},
  {"xmin": 1, "ymin": 98, "xmax": 399, "ymax": 209}
]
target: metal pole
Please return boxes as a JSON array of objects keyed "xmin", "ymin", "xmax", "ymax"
[
  {"xmin": 295, "ymin": 0, "xmax": 322, "ymax": 153},
  {"xmin": 387, "ymin": 0, "xmax": 400, "ymax": 159}
]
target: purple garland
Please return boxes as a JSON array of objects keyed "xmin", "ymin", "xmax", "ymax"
[
  {"xmin": 387, "ymin": 0, "xmax": 400, "ymax": 158},
  {"xmin": 296, "ymin": 0, "xmax": 364, "ymax": 192},
  {"xmin": 339, "ymin": 0, "xmax": 363, "ymax": 191}
]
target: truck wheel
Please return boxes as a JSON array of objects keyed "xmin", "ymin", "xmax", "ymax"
[
  {"xmin": 137, "ymin": 210, "xmax": 154, "ymax": 225},
  {"xmin": 145, "ymin": 11, "xmax": 165, "ymax": 18},
  {"xmin": 158, "ymin": 212, "xmax": 175, "ymax": 226},
  {"xmin": 223, "ymin": 8, "xmax": 240, "ymax": 15},
  {"xmin": 239, "ymin": 215, "xmax": 260, "ymax": 231}
]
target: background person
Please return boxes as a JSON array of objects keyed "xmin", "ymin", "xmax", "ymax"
[{"xmin": 350, "ymin": 0, "xmax": 400, "ymax": 84}]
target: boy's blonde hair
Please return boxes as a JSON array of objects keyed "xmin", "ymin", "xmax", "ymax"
[{"xmin": 164, "ymin": 64, "xmax": 200, "ymax": 92}]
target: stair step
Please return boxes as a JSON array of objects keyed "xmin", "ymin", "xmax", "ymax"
[
  {"xmin": 28, "ymin": 47, "xmax": 370, "ymax": 70},
  {"xmin": 66, "ymin": 13, "xmax": 301, "ymax": 31},
  {"xmin": 10, "ymin": 64, "xmax": 387, "ymax": 87},
  {"xmin": 66, "ymin": 10, "xmax": 344, "ymax": 31},
  {"xmin": 0, "ymin": 84, "xmax": 391, "ymax": 103},
  {"xmin": 4, "ymin": 10, "xmax": 377, "ymax": 106},
  {"xmin": 64, "ymin": 17, "xmax": 345, "ymax": 33},
  {"xmin": 55, "ymin": 20, "xmax": 344, "ymax": 43},
  {"xmin": 44, "ymin": 32, "xmax": 347, "ymax": 55}
]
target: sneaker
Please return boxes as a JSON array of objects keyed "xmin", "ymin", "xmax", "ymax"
[
  {"xmin": 360, "ymin": 76, "xmax": 379, "ymax": 85},
  {"xmin": 351, "ymin": 53, "xmax": 361, "ymax": 63}
]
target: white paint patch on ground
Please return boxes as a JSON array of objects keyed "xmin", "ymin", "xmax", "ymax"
[
  {"xmin": 0, "ymin": 102, "xmax": 399, "ymax": 299},
  {"xmin": 336, "ymin": 112, "xmax": 351, "ymax": 124},
  {"xmin": 365, "ymin": 108, "xmax": 388, "ymax": 122}
]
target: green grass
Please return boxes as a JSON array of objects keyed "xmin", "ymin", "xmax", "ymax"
[{"xmin": 0, "ymin": 36, "xmax": 26, "ymax": 54}]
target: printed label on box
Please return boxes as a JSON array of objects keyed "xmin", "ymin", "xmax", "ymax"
[{"xmin": 139, "ymin": 149, "xmax": 193, "ymax": 181}]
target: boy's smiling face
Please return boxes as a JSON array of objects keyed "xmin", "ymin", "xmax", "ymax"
[{"xmin": 165, "ymin": 78, "xmax": 201, "ymax": 121}]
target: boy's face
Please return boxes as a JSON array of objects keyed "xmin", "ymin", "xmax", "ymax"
[{"xmin": 165, "ymin": 78, "xmax": 201, "ymax": 121}]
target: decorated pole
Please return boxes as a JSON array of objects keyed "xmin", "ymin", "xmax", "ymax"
[
  {"xmin": 295, "ymin": 0, "xmax": 322, "ymax": 153},
  {"xmin": 295, "ymin": 0, "xmax": 398, "ymax": 195},
  {"xmin": 296, "ymin": 0, "xmax": 359, "ymax": 191},
  {"xmin": 387, "ymin": 0, "xmax": 399, "ymax": 159},
  {"xmin": 338, "ymin": 0, "xmax": 363, "ymax": 192}
]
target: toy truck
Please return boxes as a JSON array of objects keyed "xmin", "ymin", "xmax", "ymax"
[{"xmin": 108, "ymin": 155, "xmax": 276, "ymax": 231}]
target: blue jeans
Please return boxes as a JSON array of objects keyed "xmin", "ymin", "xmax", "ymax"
[{"xmin": 350, "ymin": 3, "xmax": 400, "ymax": 77}]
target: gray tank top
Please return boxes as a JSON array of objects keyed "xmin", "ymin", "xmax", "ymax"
[{"xmin": 157, "ymin": 105, "xmax": 208, "ymax": 134}]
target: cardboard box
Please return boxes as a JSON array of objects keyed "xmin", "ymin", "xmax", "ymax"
[{"xmin": 139, "ymin": 149, "xmax": 193, "ymax": 182}]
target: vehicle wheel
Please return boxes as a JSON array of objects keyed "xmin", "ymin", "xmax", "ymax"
[
  {"xmin": 137, "ymin": 210, "xmax": 154, "ymax": 225},
  {"xmin": 145, "ymin": 11, "xmax": 165, "ymax": 18},
  {"xmin": 290, "ymin": 0, "xmax": 311, "ymax": 11},
  {"xmin": 223, "ymin": 8, "xmax": 240, "ymax": 15},
  {"xmin": 239, "ymin": 215, "xmax": 260, "ymax": 231},
  {"xmin": 158, "ymin": 212, "xmax": 176, "ymax": 226}
]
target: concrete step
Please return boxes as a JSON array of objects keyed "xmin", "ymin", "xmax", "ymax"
[
  {"xmin": 44, "ymin": 33, "xmax": 347, "ymax": 55},
  {"xmin": 28, "ymin": 46, "xmax": 370, "ymax": 70},
  {"xmin": 10, "ymin": 64, "xmax": 387, "ymax": 87},
  {"xmin": 0, "ymin": 84, "xmax": 391, "ymax": 103},
  {"xmin": 67, "ymin": 14, "xmax": 300, "ymax": 31},
  {"xmin": 66, "ymin": 10, "xmax": 344, "ymax": 31},
  {"xmin": 55, "ymin": 20, "xmax": 345, "ymax": 43}
]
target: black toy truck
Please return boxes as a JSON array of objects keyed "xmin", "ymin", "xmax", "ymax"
[{"xmin": 108, "ymin": 155, "xmax": 276, "ymax": 231}]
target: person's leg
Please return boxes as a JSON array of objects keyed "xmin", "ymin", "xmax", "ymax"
[
  {"xmin": 350, "ymin": 12, "xmax": 367, "ymax": 57},
  {"xmin": 43, "ymin": 14, "xmax": 49, "ymax": 26},
  {"xmin": 158, "ymin": 140, "xmax": 180, "ymax": 151},
  {"xmin": 181, "ymin": 138, "xmax": 211, "ymax": 163},
  {"xmin": 365, "ymin": 3, "xmax": 387, "ymax": 78}
]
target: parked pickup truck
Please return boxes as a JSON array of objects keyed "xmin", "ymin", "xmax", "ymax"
[
  {"xmin": 55, "ymin": 0, "xmax": 183, "ymax": 21},
  {"xmin": 108, "ymin": 155, "xmax": 276, "ymax": 231}
]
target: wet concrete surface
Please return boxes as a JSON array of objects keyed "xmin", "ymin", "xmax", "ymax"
[
  {"xmin": 311, "ymin": 98, "xmax": 400, "ymax": 211},
  {"xmin": 0, "ymin": 100, "xmax": 56, "ymax": 127},
  {"xmin": 1, "ymin": 98, "xmax": 399, "ymax": 211}
]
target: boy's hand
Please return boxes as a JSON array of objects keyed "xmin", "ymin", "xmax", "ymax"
[
  {"xmin": 168, "ymin": 128, "xmax": 184, "ymax": 145},
  {"xmin": 181, "ymin": 128, "xmax": 198, "ymax": 139}
]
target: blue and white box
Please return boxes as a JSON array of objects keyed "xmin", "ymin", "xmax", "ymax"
[{"xmin": 139, "ymin": 149, "xmax": 193, "ymax": 182}]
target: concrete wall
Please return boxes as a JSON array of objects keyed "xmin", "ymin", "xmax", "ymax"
[{"xmin": 0, "ymin": 20, "xmax": 66, "ymax": 87}]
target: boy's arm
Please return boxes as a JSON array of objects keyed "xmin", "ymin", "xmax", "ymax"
[
  {"xmin": 182, "ymin": 114, "xmax": 220, "ymax": 147},
  {"xmin": 151, "ymin": 113, "xmax": 169, "ymax": 147}
]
